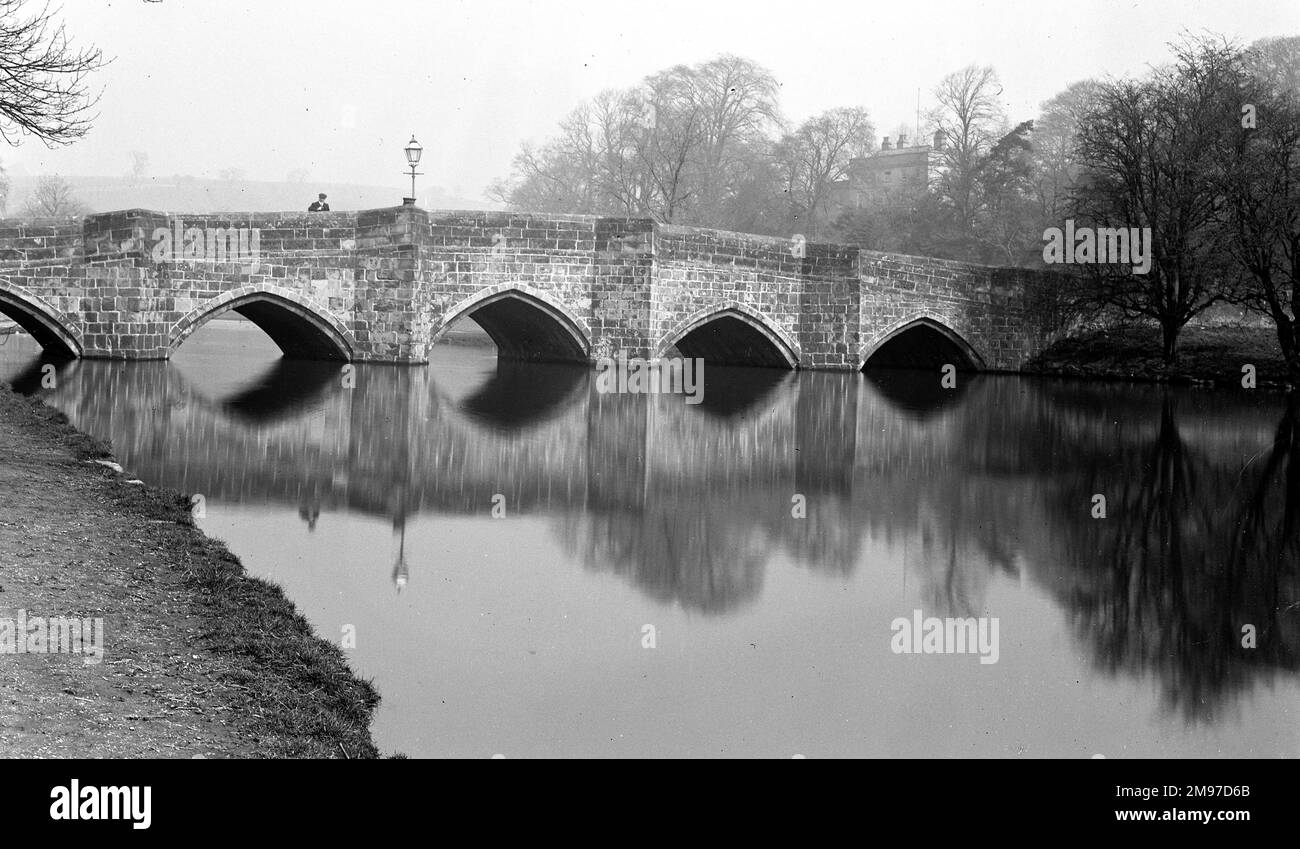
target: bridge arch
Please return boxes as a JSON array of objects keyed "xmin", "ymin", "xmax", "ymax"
[
  {"xmin": 654, "ymin": 303, "xmax": 800, "ymax": 369},
  {"xmin": 0, "ymin": 281, "xmax": 83, "ymax": 357},
  {"xmin": 859, "ymin": 315, "xmax": 987, "ymax": 371},
  {"xmin": 169, "ymin": 286, "xmax": 355, "ymax": 360},
  {"xmin": 432, "ymin": 284, "xmax": 591, "ymax": 363}
]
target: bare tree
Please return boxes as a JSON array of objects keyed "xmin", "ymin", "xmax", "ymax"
[
  {"xmin": 776, "ymin": 107, "xmax": 875, "ymax": 239},
  {"xmin": 637, "ymin": 69, "xmax": 707, "ymax": 222},
  {"xmin": 1032, "ymin": 79, "xmax": 1102, "ymax": 222},
  {"xmin": 21, "ymin": 174, "xmax": 88, "ymax": 218},
  {"xmin": 930, "ymin": 65, "xmax": 1007, "ymax": 233},
  {"xmin": 684, "ymin": 54, "xmax": 784, "ymax": 224},
  {"xmin": 489, "ymin": 54, "xmax": 785, "ymax": 230},
  {"xmin": 494, "ymin": 101, "xmax": 603, "ymax": 214},
  {"xmin": 0, "ymin": 0, "xmax": 105, "ymax": 146},
  {"xmin": 1073, "ymin": 38, "xmax": 1245, "ymax": 363},
  {"xmin": 1246, "ymin": 35, "xmax": 1300, "ymax": 97},
  {"xmin": 1219, "ymin": 41, "xmax": 1300, "ymax": 378},
  {"xmin": 591, "ymin": 88, "xmax": 657, "ymax": 216}
]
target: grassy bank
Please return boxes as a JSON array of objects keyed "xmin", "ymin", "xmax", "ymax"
[
  {"xmin": 1025, "ymin": 325, "xmax": 1296, "ymax": 391},
  {"xmin": 0, "ymin": 384, "xmax": 381, "ymax": 758}
]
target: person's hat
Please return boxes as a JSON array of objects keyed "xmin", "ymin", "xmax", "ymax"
[{"xmin": 318, "ymin": 193, "xmax": 327, "ymax": 199}]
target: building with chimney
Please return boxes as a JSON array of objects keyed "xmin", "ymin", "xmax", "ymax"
[{"xmin": 820, "ymin": 130, "xmax": 946, "ymax": 230}]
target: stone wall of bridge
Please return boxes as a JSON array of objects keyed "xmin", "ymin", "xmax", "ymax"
[
  {"xmin": 0, "ymin": 207, "xmax": 1068, "ymax": 370},
  {"xmin": 857, "ymin": 252, "xmax": 1060, "ymax": 371}
]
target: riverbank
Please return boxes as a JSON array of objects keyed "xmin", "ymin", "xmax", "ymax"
[
  {"xmin": 1025, "ymin": 325, "xmax": 1296, "ymax": 391},
  {"xmin": 0, "ymin": 384, "xmax": 381, "ymax": 758}
]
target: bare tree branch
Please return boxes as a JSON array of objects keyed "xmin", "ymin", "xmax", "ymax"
[{"xmin": 0, "ymin": 0, "xmax": 106, "ymax": 146}]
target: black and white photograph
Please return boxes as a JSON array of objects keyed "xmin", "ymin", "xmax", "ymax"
[{"xmin": 0, "ymin": 0, "xmax": 1296, "ymax": 819}]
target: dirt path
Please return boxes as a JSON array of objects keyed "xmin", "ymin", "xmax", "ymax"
[{"xmin": 0, "ymin": 385, "xmax": 380, "ymax": 758}]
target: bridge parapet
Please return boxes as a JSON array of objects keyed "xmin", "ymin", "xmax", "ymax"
[{"xmin": 0, "ymin": 219, "xmax": 83, "ymax": 267}]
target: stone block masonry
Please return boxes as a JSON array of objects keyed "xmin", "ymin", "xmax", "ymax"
[{"xmin": 0, "ymin": 207, "xmax": 1069, "ymax": 370}]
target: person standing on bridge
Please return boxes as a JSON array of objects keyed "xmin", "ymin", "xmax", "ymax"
[{"xmin": 308, "ymin": 193, "xmax": 330, "ymax": 212}]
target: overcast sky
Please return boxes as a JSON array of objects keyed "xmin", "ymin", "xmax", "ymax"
[{"xmin": 5, "ymin": 0, "xmax": 1296, "ymax": 204}]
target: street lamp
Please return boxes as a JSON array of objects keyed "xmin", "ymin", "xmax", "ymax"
[{"xmin": 403, "ymin": 135, "xmax": 423, "ymax": 205}]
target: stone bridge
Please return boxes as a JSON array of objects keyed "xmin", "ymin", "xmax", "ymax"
[{"xmin": 0, "ymin": 207, "xmax": 1065, "ymax": 371}]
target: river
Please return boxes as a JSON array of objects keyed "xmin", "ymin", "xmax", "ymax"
[{"xmin": 3, "ymin": 320, "xmax": 1298, "ymax": 758}]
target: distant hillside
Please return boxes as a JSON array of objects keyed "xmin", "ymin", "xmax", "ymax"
[{"xmin": 3, "ymin": 175, "xmax": 491, "ymax": 216}]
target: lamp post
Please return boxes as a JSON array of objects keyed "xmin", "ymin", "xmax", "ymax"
[{"xmin": 403, "ymin": 135, "xmax": 423, "ymax": 206}]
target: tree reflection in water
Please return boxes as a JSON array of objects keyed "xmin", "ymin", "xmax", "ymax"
[{"xmin": 1053, "ymin": 393, "xmax": 1300, "ymax": 722}]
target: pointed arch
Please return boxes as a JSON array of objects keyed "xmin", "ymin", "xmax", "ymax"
[
  {"xmin": 169, "ymin": 286, "xmax": 355, "ymax": 360},
  {"xmin": 432, "ymin": 284, "xmax": 591, "ymax": 363},
  {"xmin": 860, "ymin": 315, "xmax": 986, "ymax": 370},
  {"xmin": 0, "ymin": 280, "xmax": 83, "ymax": 357},
  {"xmin": 655, "ymin": 303, "xmax": 800, "ymax": 369}
]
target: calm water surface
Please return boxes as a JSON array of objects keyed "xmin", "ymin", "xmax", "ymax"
[{"xmin": 3, "ymin": 321, "xmax": 1298, "ymax": 758}]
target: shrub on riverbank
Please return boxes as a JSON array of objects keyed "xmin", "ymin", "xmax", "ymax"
[{"xmin": 1026, "ymin": 325, "xmax": 1294, "ymax": 390}]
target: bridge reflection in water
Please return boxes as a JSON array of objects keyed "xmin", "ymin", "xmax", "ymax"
[{"xmin": 3, "ymin": 327, "xmax": 1299, "ymax": 756}]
